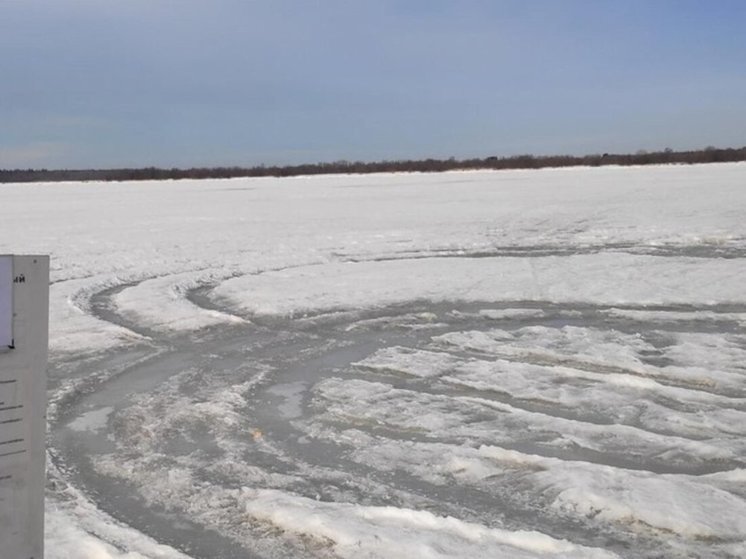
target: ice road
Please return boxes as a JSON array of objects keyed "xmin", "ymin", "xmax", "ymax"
[{"xmin": 2, "ymin": 163, "xmax": 746, "ymax": 558}]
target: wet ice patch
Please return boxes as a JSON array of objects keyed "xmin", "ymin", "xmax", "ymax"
[
  {"xmin": 267, "ymin": 381, "xmax": 307, "ymax": 419},
  {"xmin": 67, "ymin": 406, "xmax": 114, "ymax": 433}
]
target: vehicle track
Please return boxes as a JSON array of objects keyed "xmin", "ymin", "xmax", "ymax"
[{"xmin": 48, "ymin": 255, "xmax": 746, "ymax": 558}]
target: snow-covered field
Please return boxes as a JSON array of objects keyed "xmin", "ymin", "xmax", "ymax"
[{"xmin": 2, "ymin": 163, "xmax": 745, "ymax": 558}]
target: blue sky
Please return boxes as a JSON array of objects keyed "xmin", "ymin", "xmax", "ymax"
[{"xmin": 1, "ymin": 1, "xmax": 745, "ymax": 168}]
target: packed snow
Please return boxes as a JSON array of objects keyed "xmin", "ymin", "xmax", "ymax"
[{"xmin": 1, "ymin": 163, "xmax": 745, "ymax": 558}]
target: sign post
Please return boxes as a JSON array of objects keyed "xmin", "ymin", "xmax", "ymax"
[{"xmin": 0, "ymin": 255, "xmax": 49, "ymax": 559}]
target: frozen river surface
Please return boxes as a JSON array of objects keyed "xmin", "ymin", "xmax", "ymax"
[{"xmin": 2, "ymin": 164, "xmax": 746, "ymax": 558}]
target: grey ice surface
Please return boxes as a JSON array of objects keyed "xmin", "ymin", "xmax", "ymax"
[{"xmin": 48, "ymin": 276, "xmax": 746, "ymax": 558}]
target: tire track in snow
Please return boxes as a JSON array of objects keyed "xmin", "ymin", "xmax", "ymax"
[{"xmin": 49, "ymin": 252, "xmax": 746, "ymax": 558}]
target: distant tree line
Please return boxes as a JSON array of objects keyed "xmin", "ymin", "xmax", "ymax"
[{"xmin": 2, "ymin": 145, "xmax": 745, "ymax": 184}]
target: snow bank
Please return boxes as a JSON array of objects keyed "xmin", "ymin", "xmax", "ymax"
[
  {"xmin": 241, "ymin": 488, "xmax": 620, "ymax": 559},
  {"xmin": 212, "ymin": 254, "xmax": 746, "ymax": 317}
]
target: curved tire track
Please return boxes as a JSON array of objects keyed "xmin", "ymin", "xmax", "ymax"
[{"xmin": 48, "ymin": 255, "xmax": 746, "ymax": 558}]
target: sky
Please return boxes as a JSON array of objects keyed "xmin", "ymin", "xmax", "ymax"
[{"xmin": 1, "ymin": 0, "xmax": 745, "ymax": 169}]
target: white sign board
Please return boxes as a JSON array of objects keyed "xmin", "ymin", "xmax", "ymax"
[
  {"xmin": 0, "ymin": 256, "xmax": 11, "ymax": 348},
  {"xmin": 0, "ymin": 255, "xmax": 48, "ymax": 559}
]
